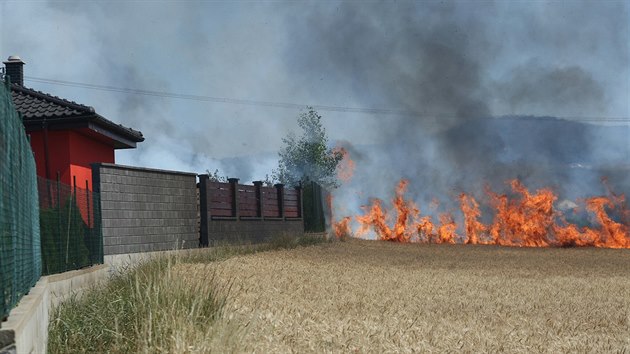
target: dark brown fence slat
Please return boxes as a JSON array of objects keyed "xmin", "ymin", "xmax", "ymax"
[
  {"xmin": 211, "ymin": 195, "xmax": 232, "ymax": 203},
  {"xmin": 285, "ymin": 204, "xmax": 298, "ymax": 210},
  {"xmin": 240, "ymin": 210, "xmax": 257, "ymax": 217},
  {"xmin": 210, "ymin": 206, "xmax": 233, "ymax": 212},
  {"xmin": 210, "ymin": 189, "xmax": 231, "ymax": 198},
  {"xmin": 210, "ymin": 209, "xmax": 234, "ymax": 217}
]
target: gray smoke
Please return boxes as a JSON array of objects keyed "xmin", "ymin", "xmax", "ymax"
[
  {"xmin": 283, "ymin": 1, "xmax": 629, "ymax": 216},
  {"xmin": 1, "ymin": 1, "xmax": 628, "ymax": 212},
  {"xmin": 495, "ymin": 63, "xmax": 606, "ymax": 116}
]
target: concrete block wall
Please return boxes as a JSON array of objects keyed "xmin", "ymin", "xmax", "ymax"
[{"xmin": 92, "ymin": 163, "xmax": 198, "ymax": 255}]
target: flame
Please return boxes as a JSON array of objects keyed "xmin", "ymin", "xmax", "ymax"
[
  {"xmin": 333, "ymin": 216, "xmax": 352, "ymax": 239},
  {"xmin": 334, "ymin": 178, "xmax": 630, "ymax": 248},
  {"xmin": 459, "ymin": 193, "xmax": 486, "ymax": 244},
  {"xmin": 487, "ymin": 180, "xmax": 556, "ymax": 247},
  {"xmin": 329, "ymin": 193, "xmax": 353, "ymax": 240},
  {"xmin": 416, "ymin": 215, "xmax": 436, "ymax": 242},
  {"xmin": 355, "ymin": 179, "xmax": 420, "ymax": 242},
  {"xmin": 584, "ymin": 196, "xmax": 629, "ymax": 248},
  {"xmin": 437, "ymin": 213, "xmax": 457, "ymax": 244},
  {"xmin": 333, "ymin": 147, "xmax": 355, "ymax": 183}
]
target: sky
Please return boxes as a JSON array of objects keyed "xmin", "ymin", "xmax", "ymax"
[{"xmin": 1, "ymin": 0, "xmax": 628, "ymax": 188}]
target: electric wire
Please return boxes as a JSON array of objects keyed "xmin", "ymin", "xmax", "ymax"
[{"xmin": 23, "ymin": 76, "xmax": 630, "ymax": 123}]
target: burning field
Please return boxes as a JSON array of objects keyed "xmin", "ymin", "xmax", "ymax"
[
  {"xmin": 182, "ymin": 239, "xmax": 630, "ymax": 352},
  {"xmin": 331, "ymin": 156, "xmax": 629, "ymax": 249}
]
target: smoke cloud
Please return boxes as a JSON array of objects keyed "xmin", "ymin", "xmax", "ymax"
[
  {"xmin": 282, "ymin": 1, "xmax": 629, "ymax": 216},
  {"xmin": 1, "ymin": 1, "xmax": 628, "ymax": 211}
]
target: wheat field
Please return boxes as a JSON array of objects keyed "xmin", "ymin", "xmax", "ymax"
[{"xmin": 176, "ymin": 239, "xmax": 630, "ymax": 353}]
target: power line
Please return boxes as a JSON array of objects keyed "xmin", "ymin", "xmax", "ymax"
[
  {"xmin": 25, "ymin": 76, "xmax": 418, "ymax": 116},
  {"xmin": 24, "ymin": 76, "xmax": 630, "ymax": 122}
]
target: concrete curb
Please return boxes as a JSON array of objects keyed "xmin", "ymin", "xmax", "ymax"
[{"xmin": 0, "ymin": 264, "xmax": 109, "ymax": 354}]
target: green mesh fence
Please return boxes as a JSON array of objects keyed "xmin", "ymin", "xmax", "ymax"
[
  {"xmin": 1, "ymin": 78, "xmax": 41, "ymax": 320},
  {"xmin": 38, "ymin": 176, "xmax": 103, "ymax": 276}
]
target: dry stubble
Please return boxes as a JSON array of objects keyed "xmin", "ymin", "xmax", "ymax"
[{"xmin": 177, "ymin": 239, "xmax": 630, "ymax": 353}]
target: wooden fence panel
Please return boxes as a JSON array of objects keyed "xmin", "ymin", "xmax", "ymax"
[
  {"xmin": 284, "ymin": 189, "xmax": 300, "ymax": 217},
  {"xmin": 262, "ymin": 187, "xmax": 279, "ymax": 217},
  {"xmin": 238, "ymin": 184, "xmax": 258, "ymax": 217},
  {"xmin": 208, "ymin": 181, "xmax": 234, "ymax": 217}
]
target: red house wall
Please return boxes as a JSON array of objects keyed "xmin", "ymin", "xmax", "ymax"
[
  {"xmin": 29, "ymin": 129, "xmax": 115, "ymax": 190},
  {"xmin": 29, "ymin": 130, "xmax": 71, "ymax": 182},
  {"xmin": 69, "ymin": 131, "xmax": 114, "ymax": 190}
]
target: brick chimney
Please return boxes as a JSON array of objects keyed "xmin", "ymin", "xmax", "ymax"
[{"xmin": 3, "ymin": 56, "xmax": 25, "ymax": 86}]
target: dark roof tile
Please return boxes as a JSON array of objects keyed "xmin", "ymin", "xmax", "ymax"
[{"xmin": 9, "ymin": 83, "xmax": 143, "ymax": 142}]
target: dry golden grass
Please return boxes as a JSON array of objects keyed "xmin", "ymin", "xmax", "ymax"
[{"xmin": 179, "ymin": 239, "xmax": 630, "ymax": 353}]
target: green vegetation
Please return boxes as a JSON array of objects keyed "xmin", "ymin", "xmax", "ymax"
[
  {"xmin": 273, "ymin": 108, "xmax": 343, "ymax": 189},
  {"xmin": 48, "ymin": 232, "xmax": 326, "ymax": 353},
  {"xmin": 40, "ymin": 199, "xmax": 95, "ymax": 275}
]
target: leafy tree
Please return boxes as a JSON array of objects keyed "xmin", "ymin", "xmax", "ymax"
[
  {"xmin": 205, "ymin": 169, "xmax": 228, "ymax": 183},
  {"xmin": 273, "ymin": 108, "xmax": 343, "ymax": 189}
]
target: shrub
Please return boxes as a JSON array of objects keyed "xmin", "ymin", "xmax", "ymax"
[{"xmin": 40, "ymin": 199, "xmax": 91, "ymax": 275}]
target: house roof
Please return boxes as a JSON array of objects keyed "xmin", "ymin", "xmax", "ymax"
[{"xmin": 10, "ymin": 83, "xmax": 144, "ymax": 149}]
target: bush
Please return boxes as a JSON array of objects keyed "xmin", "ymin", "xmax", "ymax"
[{"xmin": 40, "ymin": 199, "xmax": 92, "ymax": 275}]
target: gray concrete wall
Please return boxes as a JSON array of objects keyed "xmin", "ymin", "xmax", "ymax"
[
  {"xmin": 208, "ymin": 219, "xmax": 304, "ymax": 245},
  {"xmin": 92, "ymin": 163, "xmax": 198, "ymax": 255}
]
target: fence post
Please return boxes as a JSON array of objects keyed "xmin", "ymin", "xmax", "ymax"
[
  {"xmin": 228, "ymin": 178, "xmax": 240, "ymax": 219},
  {"xmin": 198, "ymin": 174, "xmax": 209, "ymax": 247},
  {"xmin": 85, "ymin": 179, "xmax": 93, "ymax": 264},
  {"xmin": 85, "ymin": 180, "xmax": 91, "ymax": 228},
  {"xmin": 46, "ymin": 178, "xmax": 52, "ymax": 209},
  {"xmin": 56, "ymin": 171, "xmax": 62, "ymax": 271},
  {"xmin": 91, "ymin": 163, "xmax": 104, "ymax": 264},
  {"xmin": 295, "ymin": 183, "xmax": 303, "ymax": 219},
  {"xmin": 275, "ymin": 184, "xmax": 285, "ymax": 219},
  {"xmin": 317, "ymin": 183, "xmax": 325, "ymax": 232},
  {"xmin": 253, "ymin": 181, "xmax": 263, "ymax": 218},
  {"xmin": 67, "ymin": 176, "xmax": 78, "ymax": 265}
]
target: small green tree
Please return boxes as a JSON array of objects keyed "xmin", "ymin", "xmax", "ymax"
[
  {"xmin": 205, "ymin": 169, "xmax": 228, "ymax": 182},
  {"xmin": 273, "ymin": 108, "xmax": 343, "ymax": 189}
]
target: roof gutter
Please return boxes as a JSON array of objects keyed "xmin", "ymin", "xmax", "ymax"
[{"xmin": 22, "ymin": 114, "xmax": 144, "ymax": 143}]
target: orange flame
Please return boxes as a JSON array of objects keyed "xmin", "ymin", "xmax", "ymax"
[
  {"xmin": 335, "ymin": 178, "xmax": 630, "ymax": 248},
  {"xmin": 333, "ymin": 147, "xmax": 355, "ymax": 183},
  {"xmin": 417, "ymin": 215, "xmax": 436, "ymax": 242},
  {"xmin": 437, "ymin": 213, "xmax": 457, "ymax": 244},
  {"xmin": 355, "ymin": 179, "xmax": 420, "ymax": 242},
  {"xmin": 459, "ymin": 193, "xmax": 486, "ymax": 244},
  {"xmin": 487, "ymin": 180, "xmax": 556, "ymax": 247},
  {"xmin": 333, "ymin": 216, "xmax": 352, "ymax": 239},
  {"xmin": 585, "ymin": 196, "xmax": 629, "ymax": 248}
]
